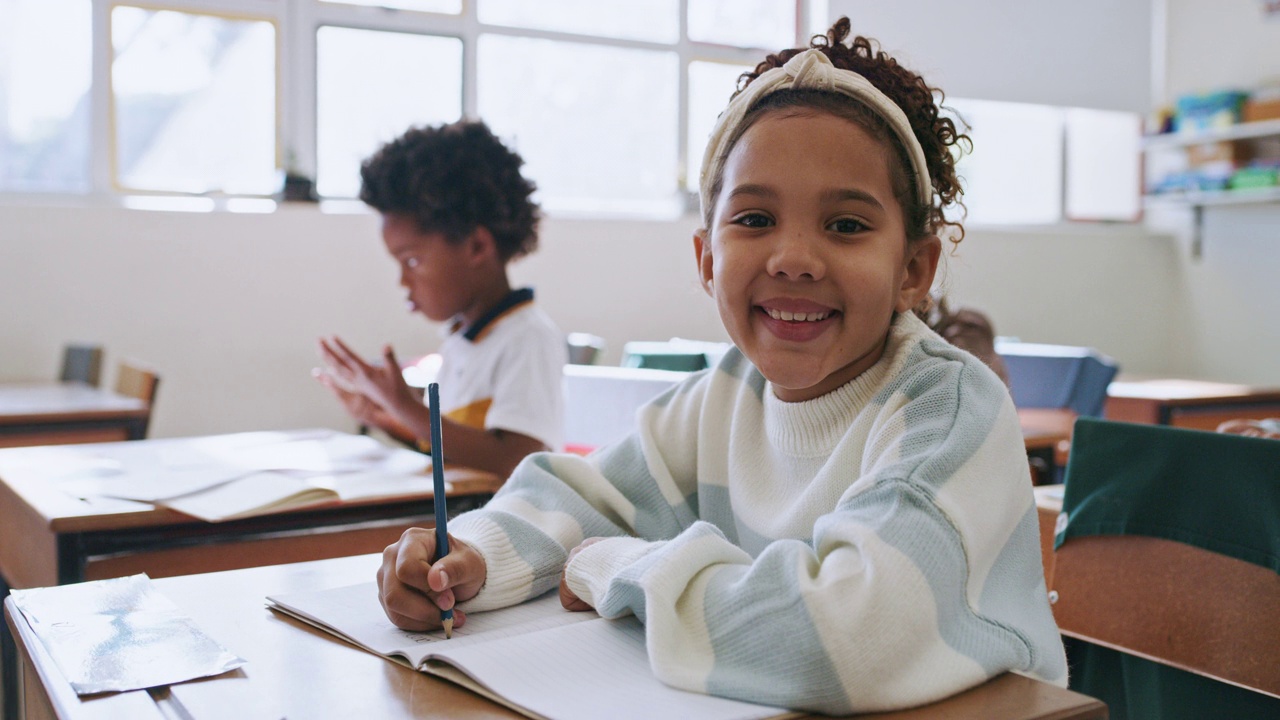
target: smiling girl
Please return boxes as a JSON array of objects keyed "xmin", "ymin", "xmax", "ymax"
[{"xmin": 376, "ymin": 18, "xmax": 1067, "ymax": 714}]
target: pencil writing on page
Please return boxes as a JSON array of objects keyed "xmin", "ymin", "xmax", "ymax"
[{"xmin": 428, "ymin": 382, "xmax": 454, "ymax": 638}]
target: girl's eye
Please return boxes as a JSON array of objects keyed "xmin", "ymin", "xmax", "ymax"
[
  {"xmin": 733, "ymin": 213, "xmax": 773, "ymax": 229},
  {"xmin": 828, "ymin": 217, "xmax": 868, "ymax": 234}
]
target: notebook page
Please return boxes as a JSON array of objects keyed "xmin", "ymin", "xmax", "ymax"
[
  {"xmin": 426, "ymin": 616, "xmax": 790, "ymax": 720},
  {"xmin": 267, "ymin": 583, "xmax": 592, "ymax": 668},
  {"xmin": 157, "ymin": 472, "xmax": 335, "ymax": 522}
]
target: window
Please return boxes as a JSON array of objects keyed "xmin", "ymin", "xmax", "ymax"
[
  {"xmin": 479, "ymin": 0, "xmax": 679, "ymax": 43},
  {"xmin": 0, "ymin": 0, "xmax": 92, "ymax": 193},
  {"xmin": 315, "ymin": 27, "xmax": 462, "ymax": 198},
  {"xmin": 950, "ymin": 98, "xmax": 1141, "ymax": 226},
  {"xmin": 110, "ymin": 6, "xmax": 277, "ymax": 194},
  {"xmin": 0, "ymin": 0, "xmax": 1139, "ymax": 227},
  {"xmin": 478, "ymin": 36, "xmax": 679, "ymax": 215}
]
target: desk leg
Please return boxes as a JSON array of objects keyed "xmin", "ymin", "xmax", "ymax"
[{"xmin": 2, "ymin": 573, "xmax": 16, "ymax": 720}]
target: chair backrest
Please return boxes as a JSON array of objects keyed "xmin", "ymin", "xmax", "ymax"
[
  {"xmin": 115, "ymin": 361, "xmax": 161, "ymax": 405},
  {"xmin": 566, "ymin": 333, "xmax": 606, "ymax": 366},
  {"xmin": 995, "ymin": 341, "xmax": 1119, "ymax": 417},
  {"xmin": 60, "ymin": 344, "xmax": 104, "ymax": 386},
  {"xmin": 620, "ymin": 338, "xmax": 732, "ymax": 373},
  {"xmin": 1051, "ymin": 418, "xmax": 1280, "ymax": 711},
  {"xmin": 1051, "ymin": 534, "xmax": 1280, "ymax": 698}
]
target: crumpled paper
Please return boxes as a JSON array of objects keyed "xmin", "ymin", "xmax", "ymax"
[{"xmin": 10, "ymin": 574, "xmax": 246, "ymax": 695}]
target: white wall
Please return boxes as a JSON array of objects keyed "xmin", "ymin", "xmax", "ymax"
[
  {"xmin": 1, "ymin": 203, "xmax": 1184, "ymax": 439},
  {"xmin": 830, "ymin": 0, "xmax": 1153, "ymax": 112}
]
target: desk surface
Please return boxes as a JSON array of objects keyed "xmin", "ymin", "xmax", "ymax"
[
  {"xmin": 4, "ymin": 554, "xmax": 1105, "ymax": 720},
  {"xmin": 1105, "ymin": 378, "xmax": 1280, "ymax": 429},
  {"xmin": 1107, "ymin": 378, "xmax": 1280, "ymax": 403},
  {"xmin": 1018, "ymin": 408, "xmax": 1076, "ymax": 451},
  {"xmin": 0, "ymin": 431, "xmax": 502, "ymax": 588},
  {"xmin": 0, "ymin": 382, "xmax": 147, "ymax": 425}
]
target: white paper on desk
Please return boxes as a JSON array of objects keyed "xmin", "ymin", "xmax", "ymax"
[
  {"xmin": 9, "ymin": 574, "xmax": 246, "ymax": 695},
  {"xmin": 59, "ymin": 465, "xmax": 251, "ymax": 502},
  {"xmin": 183, "ymin": 431, "xmax": 427, "ymax": 474}
]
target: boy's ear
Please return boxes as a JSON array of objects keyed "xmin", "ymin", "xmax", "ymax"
[
  {"xmin": 465, "ymin": 226, "xmax": 499, "ymax": 265},
  {"xmin": 693, "ymin": 230, "xmax": 714, "ymax": 296},
  {"xmin": 895, "ymin": 235, "xmax": 942, "ymax": 313}
]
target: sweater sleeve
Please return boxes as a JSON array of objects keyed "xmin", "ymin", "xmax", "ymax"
[{"xmin": 446, "ymin": 376, "xmax": 705, "ymax": 611}]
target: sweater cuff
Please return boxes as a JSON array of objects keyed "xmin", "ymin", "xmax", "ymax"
[
  {"xmin": 565, "ymin": 536, "xmax": 663, "ymax": 611},
  {"xmin": 449, "ymin": 514, "xmax": 533, "ymax": 612}
]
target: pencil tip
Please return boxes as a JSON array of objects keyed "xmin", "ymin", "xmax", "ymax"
[{"xmin": 443, "ymin": 617, "xmax": 454, "ymax": 639}]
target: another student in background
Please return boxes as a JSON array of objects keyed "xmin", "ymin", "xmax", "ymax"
[
  {"xmin": 922, "ymin": 294, "xmax": 1012, "ymax": 387},
  {"xmin": 315, "ymin": 121, "xmax": 566, "ymax": 478},
  {"xmin": 377, "ymin": 19, "xmax": 1066, "ymax": 714}
]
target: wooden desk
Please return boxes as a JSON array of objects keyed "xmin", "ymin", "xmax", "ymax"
[
  {"xmin": 0, "ymin": 382, "xmax": 150, "ymax": 448},
  {"xmin": 1105, "ymin": 379, "xmax": 1280, "ymax": 430},
  {"xmin": 0, "ymin": 431, "xmax": 502, "ymax": 720},
  {"xmin": 4, "ymin": 554, "xmax": 1106, "ymax": 720},
  {"xmin": 1019, "ymin": 409, "xmax": 1077, "ymax": 485}
]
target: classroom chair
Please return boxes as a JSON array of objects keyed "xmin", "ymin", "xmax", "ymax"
[
  {"xmin": 620, "ymin": 338, "xmax": 732, "ymax": 372},
  {"xmin": 59, "ymin": 343, "xmax": 104, "ymax": 386},
  {"xmin": 995, "ymin": 341, "xmax": 1119, "ymax": 418},
  {"xmin": 566, "ymin": 333, "xmax": 606, "ymax": 365},
  {"xmin": 1049, "ymin": 418, "xmax": 1280, "ymax": 720},
  {"xmin": 115, "ymin": 360, "xmax": 161, "ymax": 437}
]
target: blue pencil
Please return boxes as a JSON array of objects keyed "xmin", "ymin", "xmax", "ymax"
[{"xmin": 427, "ymin": 382, "xmax": 454, "ymax": 638}]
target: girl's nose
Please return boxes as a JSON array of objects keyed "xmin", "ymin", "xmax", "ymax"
[{"xmin": 766, "ymin": 229, "xmax": 824, "ymax": 281}]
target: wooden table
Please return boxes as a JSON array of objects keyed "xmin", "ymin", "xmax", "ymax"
[
  {"xmin": 0, "ymin": 382, "xmax": 150, "ymax": 448},
  {"xmin": 1019, "ymin": 408, "xmax": 1077, "ymax": 485},
  {"xmin": 0, "ymin": 431, "xmax": 502, "ymax": 720},
  {"xmin": 1105, "ymin": 379, "xmax": 1280, "ymax": 430},
  {"xmin": 4, "ymin": 554, "xmax": 1106, "ymax": 720}
]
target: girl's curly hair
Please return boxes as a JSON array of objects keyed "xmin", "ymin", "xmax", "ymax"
[
  {"xmin": 360, "ymin": 121, "xmax": 540, "ymax": 261},
  {"xmin": 727, "ymin": 17, "xmax": 971, "ymax": 245}
]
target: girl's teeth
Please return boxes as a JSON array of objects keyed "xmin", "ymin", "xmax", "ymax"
[{"xmin": 767, "ymin": 308, "xmax": 828, "ymax": 322}]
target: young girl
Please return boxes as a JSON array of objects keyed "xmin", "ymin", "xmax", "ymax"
[{"xmin": 377, "ymin": 19, "xmax": 1067, "ymax": 714}]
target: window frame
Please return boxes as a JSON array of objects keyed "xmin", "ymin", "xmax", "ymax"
[{"xmin": 2, "ymin": 0, "xmax": 1139, "ymax": 227}]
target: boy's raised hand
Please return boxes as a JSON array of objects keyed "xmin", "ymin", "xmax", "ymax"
[
  {"xmin": 378, "ymin": 527, "xmax": 487, "ymax": 631},
  {"xmin": 316, "ymin": 336, "xmax": 417, "ymax": 419}
]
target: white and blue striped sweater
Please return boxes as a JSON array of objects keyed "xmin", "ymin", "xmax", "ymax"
[{"xmin": 449, "ymin": 312, "xmax": 1067, "ymax": 714}]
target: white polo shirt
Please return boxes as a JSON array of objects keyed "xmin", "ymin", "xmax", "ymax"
[{"xmin": 435, "ymin": 288, "xmax": 566, "ymax": 452}]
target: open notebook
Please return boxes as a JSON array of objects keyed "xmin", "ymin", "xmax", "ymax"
[
  {"xmin": 267, "ymin": 583, "xmax": 793, "ymax": 720},
  {"xmin": 44, "ymin": 430, "xmax": 438, "ymax": 522}
]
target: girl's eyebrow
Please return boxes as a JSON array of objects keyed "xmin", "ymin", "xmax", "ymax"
[
  {"xmin": 726, "ymin": 184, "xmax": 885, "ymax": 213},
  {"xmin": 725, "ymin": 183, "xmax": 777, "ymax": 201},
  {"xmin": 821, "ymin": 188, "xmax": 885, "ymax": 211}
]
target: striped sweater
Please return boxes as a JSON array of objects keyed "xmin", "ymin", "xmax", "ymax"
[{"xmin": 449, "ymin": 311, "xmax": 1067, "ymax": 714}]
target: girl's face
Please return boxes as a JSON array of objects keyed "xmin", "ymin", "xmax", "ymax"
[{"xmin": 695, "ymin": 110, "xmax": 940, "ymax": 402}]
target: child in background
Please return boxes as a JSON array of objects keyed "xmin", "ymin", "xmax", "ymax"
[
  {"xmin": 377, "ymin": 19, "xmax": 1066, "ymax": 714},
  {"xmin": 315, "ymin": 121, "xmax": 566, "ymax": 478}
]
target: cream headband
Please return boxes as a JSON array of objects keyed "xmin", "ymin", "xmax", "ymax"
[{"xmin": 698, "ymin": 48, "xmax": 932, "ymax": 220}]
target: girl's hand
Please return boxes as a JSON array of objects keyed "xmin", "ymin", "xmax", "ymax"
[
  {"xmin": 559, "ymin": 537, "xmax": 609, "ymax": 612},
  {"xmin": 377, "ymin": 528, "xmax": 487, "ymax": 631}
]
